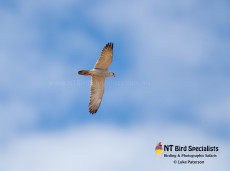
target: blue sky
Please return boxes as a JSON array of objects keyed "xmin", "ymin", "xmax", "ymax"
[{"xmin": 0, "ymin": 0, "xmax": 230, "ymax": 170}]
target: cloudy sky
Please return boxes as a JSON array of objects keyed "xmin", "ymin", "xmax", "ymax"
[{"xmin": 0, "ymin": 0, "xmax": 230, "ymax": 170}]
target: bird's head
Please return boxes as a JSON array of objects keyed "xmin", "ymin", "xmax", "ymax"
[{"xmin": 110, "ymin": 72, "xmax": 115, "ymax": 77}]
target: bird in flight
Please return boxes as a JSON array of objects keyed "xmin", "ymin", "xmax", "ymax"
[{"xmin": 78, "ymin": 42, "xmax": 115, "ymax": 114}]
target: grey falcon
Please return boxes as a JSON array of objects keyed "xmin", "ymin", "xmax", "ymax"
[{"xmin": 78, "ymin": 42, "xmax": 115, "ymax": 114}]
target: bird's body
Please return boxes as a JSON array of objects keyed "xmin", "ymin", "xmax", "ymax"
[
  {"xmin": 78, "ymin": 68, "xmax": 114, "ymax": 77},
  {"xmin": 78, "ymin": 42, "xmax": 115, "ymax": 114}
]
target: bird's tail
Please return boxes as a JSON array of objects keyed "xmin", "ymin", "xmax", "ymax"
[{"xmin": 78, "ymin": 70, "xmax": 92, "ymax": 76}]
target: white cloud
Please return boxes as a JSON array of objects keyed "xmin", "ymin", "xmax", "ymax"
[
  {"xmin": 0, "ymin": 0, "xmax": 98, "ymax": 137},
  {"xmin": 0, "ymin": 123, "xmax": 229, "ymax": 171},
  {"xmin": 86, "ymin": 0, "xmax": 230, "ymax": 126},
  {"xmin": 0, "ymin": 0, "xmax": 229, "ymax": 155}
]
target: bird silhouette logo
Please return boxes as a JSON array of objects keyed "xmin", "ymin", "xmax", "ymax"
[{"xmin": 155, "ymin": 142, "xmax": 163, "ymax": 155}]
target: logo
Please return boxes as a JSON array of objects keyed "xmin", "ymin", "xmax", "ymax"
[
  {"xmin": 154, "ymin": 142, "xmax": 220, "ymax": 164},
  {"xmin": 155, "ymin": 142, "xmax": 163, "ymax": 155}
]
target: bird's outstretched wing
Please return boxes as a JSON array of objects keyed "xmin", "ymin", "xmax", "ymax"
[
  {"xmin": 89, "ymin": 76, "xmax": 105, "ymax": 114},
  {"xmin": 94, "ymin": 42, "xmax": 113, "ymax": 69}
]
